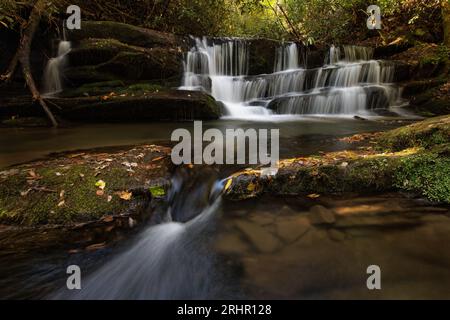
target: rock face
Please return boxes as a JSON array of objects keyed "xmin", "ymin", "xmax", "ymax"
[{"xmin": 65, "ymin": 38, "xmax": 183, "ymax": 86}]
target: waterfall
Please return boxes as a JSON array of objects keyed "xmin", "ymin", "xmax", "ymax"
[
  {"xmin": 43, "ymin": 39, "xmax": 71, "ymax": 96},
  {"xmin": 180, "ymin": 38, "xmax": 406, "ymax": 119}
]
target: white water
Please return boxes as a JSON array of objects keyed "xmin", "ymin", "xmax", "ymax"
[
  {"xmin": 43, "ymin": 40, "xmax": 71, "ymax": 96},
  {"xmin": 180, "ymin": 38, "xmax": 405, "ymax": 120},
  {"xmin": 52, "ymin": 175, "xmax": 232, "ymax": 300}
]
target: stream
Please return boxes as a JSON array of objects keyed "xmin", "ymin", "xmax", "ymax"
[{"xmin": 0, "ymin": 38, "xmax": 448, "ymax": 300}]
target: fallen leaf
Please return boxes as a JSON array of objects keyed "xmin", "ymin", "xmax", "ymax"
[
  {"xmin": 59, "ymin": 190, "xmax": 65, "ymax": 198},
  {"xmin": 224, "ymin": 179, "xmax": 233, "ymax": 191},
  {"xmin": 95, "ymin": 180, "xmax": 106, "ymax": 190},
  {"xmin": 247, "ymin": 183, "xmax": 256, "ymax": 192},
  {"xmin": 107, "ymin": 195, "xmax": 112, "ymax": 202},
  {"xmin": 20, "ymin": 189, "xmax": 32, "ymax": 197},
  {"xmin": 57, "ymin": 200, "xmax": 65, "ymax": 207},
  {"xmin": 307, "ymin": 193, "xmax": 321, "ymax": 199},
  {"xmin": 116, "ymin": 191, "xmax": 132, "ymax": 201},
  {"xmin": 85, "ymin": 242, "xmax": 106, "ymax": 251},
  {"xmin": 96, "ymin": 190, "xmax": 105, "ymax": 196}
]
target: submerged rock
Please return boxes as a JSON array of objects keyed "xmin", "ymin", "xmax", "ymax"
[{"xmin": 235, "ymin": 220, "xmax": 282, "ymax": 254}]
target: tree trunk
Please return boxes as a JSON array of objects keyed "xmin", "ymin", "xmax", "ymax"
[
  {"xmin": 443, "ymin": 0, "xmax": 450, "ymax": 47},
  {"xmin": 18, "ymin": 0, "xmax": 58, "ymax": 127}
]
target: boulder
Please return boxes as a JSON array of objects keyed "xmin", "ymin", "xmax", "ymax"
[
  {"xmin": 55, "ymin": 90, "xmax": 222, "ymax": 122},
  {"xmin": 66, "ymin": 21, "xmax": 188, "ymax": 49},
  {"xmin": 64, "ymin": 39, "xmax": 183, "ymax": 86}
]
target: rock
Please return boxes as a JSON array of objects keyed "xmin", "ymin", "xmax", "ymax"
[
  {"xmin": 247, "ymin": 39, "xmax": 279, "ymax": 75},
  {"xmin": 275, "ymin": 216, "xmax": 310, "ymax": 243},
  {"xmin": 373, "ymin": 43, "xmax": 412, "ymax": 59},
  {"xmin": 64, "ymin": 39, "xmax": 183, "ymax": 86},
  {"xmin": 54, "ymin": 90, "xmax": 222, "ymax": 122},
  {"xmin": 67, "ymin": 21, "xmax": 186, "ymax": 49},
  {"xmin": 235, "ymin": 220, "xmax": 282, "ymax": 253},
  {"xmin": 308, "ymin": 205, "xmax": 336, "ymax": 225},
  {"xmin": 0, "ymin": 144, "xmax": 171, "ymax": 226}
]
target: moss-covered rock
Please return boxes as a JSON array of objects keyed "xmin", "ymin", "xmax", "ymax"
[
  {"xmin": 377, "ymin": 115, "xmax": 450, "ymax": 151},
  {"xmin": 391, "ymin": 43, "xmax": 449, "ymax": 79},
  {"xmin": 64, "ymin": 38, "xmax": 183, "ymax": 86},
  {"xmin": 0, "ymin": 145, "xmax": 172, "ymax": 226},
  {"xmin": 226, "ymin": 116, "xmax": 450, "ymax": 204},
  {"xmin": 66, "ymin": 21, "xmax": 187, "ymax": 49}
]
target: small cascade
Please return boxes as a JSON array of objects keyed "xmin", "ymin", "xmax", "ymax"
[
  {"xmin": 52, "ymin": 170, "xmax": 234, "ymax": 300},
  {"xmin": 181, "ymin": 38, "xmax": 406, "ymax": 119},
  {"xmin": 43, "ymin": 35, "xmax": 71, "ymax": 96},
  {"xmin": 274, "ymin": 42, "xmax": 299, "ymax": 71}
]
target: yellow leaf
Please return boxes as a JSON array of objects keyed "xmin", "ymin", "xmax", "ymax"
[
  {"xmin": 224, "ymin": 178, "xmax": 233, "ymax": 192},
  {"xmin": 307, "ymin": 193, "xmax": 321, "ymax": 199},
  {"xmin": 247, "ymin": 182, "xmax": 256, "ymax": 192},
  {"xmin": 117, "ymin": 191, "xmax": 132, "ymax": 201}
]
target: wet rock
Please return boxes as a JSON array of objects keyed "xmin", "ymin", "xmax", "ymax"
[
  {"xmin": 235, "ymin": 220, "xmax": 282, "ymax": 253},
  {"xmin": 308, "ymin": 205, "xmax": 336, "ymax": 225},
  {"xmin": 247, "ymin": 39, "xmax": 278, "ymax": 75},
  {"xmin": 55, "ymin": 90, "xmax": 222, "ymax": 122},
  {"xmin": 275, "ymin": 216, "xmax": 310, "ymax": 243}
]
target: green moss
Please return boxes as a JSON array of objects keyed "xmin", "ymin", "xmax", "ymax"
[
  {"xmin": 149, "ymin": 186, "xmax": 166, "ymax": 197},
  {"xmin": 420, "ymin": 45, "xmax": 450, "ymax": 66},
  {"xmin": 394, "ymin": 150, "xmax": 450, "ymax": 203},
  {"xmin": 377, "ymin": 115, "xmax": 450, "ymax": 151},
  {"xmin": 0, "ymin": 164, "xmax": 138, "ymax": 225}
]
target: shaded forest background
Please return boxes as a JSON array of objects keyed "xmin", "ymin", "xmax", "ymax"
[{"xmin": 0, "ymin": 0, "xmax": 446, "ymax": 47}]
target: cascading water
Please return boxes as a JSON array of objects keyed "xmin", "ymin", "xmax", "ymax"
[
  {"xmin": 180, "ymin": 39, "xmax": 406, "ymax": 119},
  {"xmin": 43, "ymin": 37, "xmax": 71, "ymax": 96},
  {"xmin": 51, "ymin": 169, "xmax": 237, "ymax": 300}
]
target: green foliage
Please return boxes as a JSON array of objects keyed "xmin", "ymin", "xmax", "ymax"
[{"xmin": 4, "ymin": 0, "xmax": 446, "ymax": 43}]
